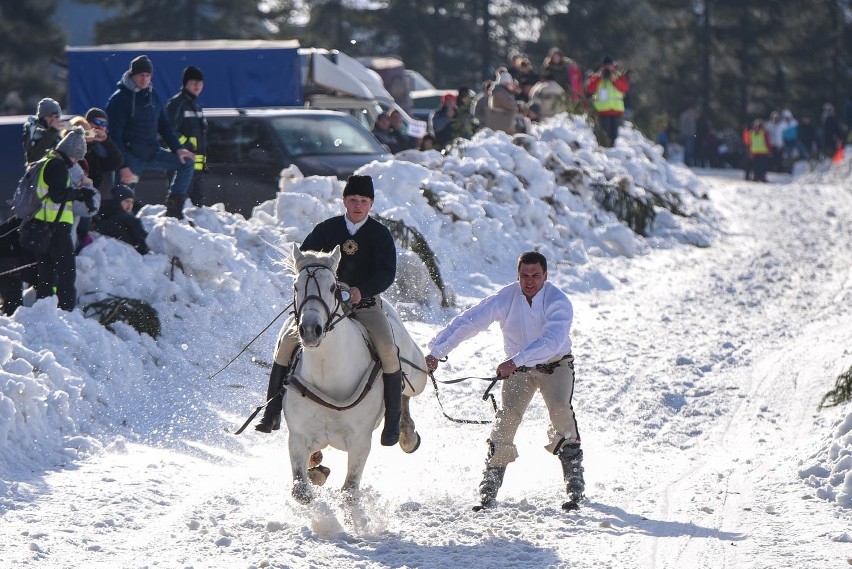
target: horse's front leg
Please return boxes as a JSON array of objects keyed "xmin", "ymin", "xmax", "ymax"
[
  {"xmin": 398, "ymin": 395, "xmax": 421, "ymax": 454},
  {"xmin": 288, "ymin": 435, "xmax": 313, "ymax": 504},
  {"xmin": 340, "ymin": 434, "xmax": 372, "ymax": 497}
]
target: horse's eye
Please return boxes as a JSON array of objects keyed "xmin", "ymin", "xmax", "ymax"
[{"xmin": 330, "ymin": 284, "xmax": 337, "ymax": 294}]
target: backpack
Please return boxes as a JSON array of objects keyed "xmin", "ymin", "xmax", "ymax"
[{"xmin": 9, "ymin": 158, "xmax": 48, "ymax": 224}]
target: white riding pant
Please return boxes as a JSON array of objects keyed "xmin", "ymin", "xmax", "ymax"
[{"xmin": 486, "ymin": 354, "xmax": 580, "ymax": 468}]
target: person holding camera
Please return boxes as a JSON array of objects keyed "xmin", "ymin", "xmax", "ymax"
[{"xmin": 585, "ymin": 55, "xmax": 631, "ymax": 145}]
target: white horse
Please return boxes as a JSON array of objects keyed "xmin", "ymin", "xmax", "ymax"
[{"xmin": 284, "ymin": 245, "xmax": 426, "ymax": 504}]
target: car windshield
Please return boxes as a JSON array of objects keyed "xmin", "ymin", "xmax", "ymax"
[{"xmin": 270, "ymin": 115, "xmax": 386, "ymax": 157}]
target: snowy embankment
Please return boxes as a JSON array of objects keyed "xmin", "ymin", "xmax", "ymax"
[{"xmin": 1, "ymin": 113, "xmax": 851, "ymax": 568}]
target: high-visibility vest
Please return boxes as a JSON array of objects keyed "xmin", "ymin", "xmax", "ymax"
[
  {"xmin": 33, "ymin": 153, "xmax": 73, "ymax": 224},
  {"xmin": 748, "ymin": 129, "xmax": 769, "ymax": 155},
  {"xmin": 179, "ymin": 135, "xmax": 207, "ymax": 170},
  {"xmin": 592, "ymin": 77, "xmax": 625, "ymax": 114}
]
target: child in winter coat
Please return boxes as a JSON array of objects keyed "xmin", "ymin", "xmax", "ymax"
[{"xmin": 94, "ymin": 184, "xmax": 150, "ymax": 255}]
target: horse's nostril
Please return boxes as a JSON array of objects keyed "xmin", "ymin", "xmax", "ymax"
[{"xmin": 314, "ymin": 324, "xmax": 323, "ymax": 337}]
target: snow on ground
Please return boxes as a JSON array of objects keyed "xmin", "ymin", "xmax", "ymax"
[{"xmin": 1, "ymin": 116, "xmax": 851, "ymax": 568}]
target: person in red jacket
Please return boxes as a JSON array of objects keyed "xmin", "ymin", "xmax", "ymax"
[
  {"xmin": 746, "ymin": 119, "xmax": 771, "ymax": 182},
  {"xmin": 585, "ymin": 56, "xmax": 630, "ymax": 145}
]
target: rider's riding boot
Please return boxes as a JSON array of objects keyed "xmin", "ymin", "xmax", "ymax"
[
  {"xmin": 478, "ymin": 465, "xmax": 507, "ymax": 508},
  {"xmin": 380, "ymin": 370, "xmax": 403, "ymax": 446},
  {"xmin": 255, "ymin": 363, "xmax": 288, "ymax": 433},
  {"xmin": 558, "ymin": 442, "xmax": 585, "ymax": 504}
]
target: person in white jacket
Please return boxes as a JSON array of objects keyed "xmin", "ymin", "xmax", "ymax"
[{"xmin": 426, "ymin": 251, "xmax": 584, "ymax": 511}]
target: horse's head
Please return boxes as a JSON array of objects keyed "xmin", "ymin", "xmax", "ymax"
[{"xmin": 292, "ymin": 245, "xmax": 344, "ymax": 348}]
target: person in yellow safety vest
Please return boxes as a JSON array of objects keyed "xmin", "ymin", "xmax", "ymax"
[
  {"xmin": 746, "ymin": 119, "xmax": 771, "ymax": 182},
  {"xmin": 30, "ymin": 127, "xmax": 98, "ymax": 311},
  {"xmin": 585, "ymin": 55, "xmax": 631, "ymax": 146},
  {"xmin": 167, "ymin": 66, "xmax": 208, "ymax": 208}
]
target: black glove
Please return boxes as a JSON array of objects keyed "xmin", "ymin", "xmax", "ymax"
[{"xmin": 74, "ymin": 187, "xmax": 97, "ymax": 213}]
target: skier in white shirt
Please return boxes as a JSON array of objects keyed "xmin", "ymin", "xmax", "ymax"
[{"xmin": 426, "ymin": 251, "xmax": 584, "ymax": 511}]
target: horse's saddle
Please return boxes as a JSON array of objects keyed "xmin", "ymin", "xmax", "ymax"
[{"xmin": 288, "ymin": 296, "xmax": 427, "ymax": 398}]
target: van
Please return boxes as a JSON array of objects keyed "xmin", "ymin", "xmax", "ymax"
[{"xmin": 134, "ymin": 109, "xmax": 390, "ymax": 218}]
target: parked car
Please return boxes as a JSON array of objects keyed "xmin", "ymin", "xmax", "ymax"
[{"xmin": 135, "ymin": 108, "xmax": 391, "ymax": 218}]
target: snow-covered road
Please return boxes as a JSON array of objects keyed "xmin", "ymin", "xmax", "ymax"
[{"xmin": 3, "ymin": 171, "xmax": 851, "ymax": 568}]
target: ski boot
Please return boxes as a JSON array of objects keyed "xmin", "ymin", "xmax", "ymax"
[
  {"xmin": 472, "ymin": 465, "xmax": 506, "ymax": 511},
  {"xmin": 559, "ymin": 442, "xmax": 585, "ymax": 511}
]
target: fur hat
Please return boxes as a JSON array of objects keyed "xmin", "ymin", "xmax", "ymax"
[
  {"xmin": 111, "ymin": 183, "xmax": 136, "ymax": 202},
  {"xmin": 130, "ymin": 55, "xmax": 153, "ymax": 76},
  {"xmin": 36, "ymin": 97, "xmax": 61, "ymax": 119},
  {"xmin": 342, "ymin": 175, "xmax": 374, "ymax": 199},
  {"xmin": 56, "ymin": 126, "xmax": 87, "ymax": 160},
  {"xmin": 182, "ymin": 66, "xmax": 204, "ymax": 85}
]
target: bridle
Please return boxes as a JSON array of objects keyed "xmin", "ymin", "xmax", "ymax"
[{"xmin": 292, "ymin": 263, "xmax": 349, "ymax": 334}]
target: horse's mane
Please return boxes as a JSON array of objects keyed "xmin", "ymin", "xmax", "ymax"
[{"xmin": 282, "ymin": 245, "xmax": 337, "ymax": 277}]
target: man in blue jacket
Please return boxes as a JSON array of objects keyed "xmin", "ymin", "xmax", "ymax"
[{"xmin": 106, "ymin": 55, "xmax": 195, "ymax": 219}]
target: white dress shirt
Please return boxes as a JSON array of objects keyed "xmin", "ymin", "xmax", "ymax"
[
  {"xmin": 345, "ymin": 215, "xmax": 368, "ymax": 235},
  {"xmin": 428, "ymin": 281, "xmax": 573, "ymax": 367}
]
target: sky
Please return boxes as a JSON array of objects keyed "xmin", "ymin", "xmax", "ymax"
[{"xmin": 1, "ymin": 115, "xmax": 851, "ymax": 569}]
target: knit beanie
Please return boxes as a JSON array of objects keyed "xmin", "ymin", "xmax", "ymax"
[
  {"xmin": 130, "ymin": 55, "xmax": 154, "ymax": 76},
  {"xmin": 55, "ymin": 126, "xmax": 87, "ymax": 160},
  {"xmin": 342, "ymin": 175, "xmax": 374, "ymax": 199},
  {"xmin": 85, "ymin": 107, "xmax": 107, "ymax": 123},
  {"xmin": 111, "ymin": 184, "xmax": 136, "ymax": 202},
  {"xmin": 36, "ymin": 97, "xmax": 61, "ymax": 119},
  {"xmin": 182, "ymin": 66, "xmax": 204, "ymax": 85}
]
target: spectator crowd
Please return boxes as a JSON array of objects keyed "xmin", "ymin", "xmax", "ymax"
[
  {"xmin": 411, "ymin": 47, "xmax": 632, "ymax": 152},
  {"xmin": 1, "ymin": 55, "xmax": 206, "ymax": 314}
]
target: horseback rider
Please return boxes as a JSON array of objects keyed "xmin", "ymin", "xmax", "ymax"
[
  {"xmin": 256, "ymin": 175, "xmax": 404, "ymax": 446},
  {"xmin": 425, "ymin": 251, "xmax": 585, "ymax": 510}
]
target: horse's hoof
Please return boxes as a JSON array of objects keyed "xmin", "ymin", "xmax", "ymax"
[
  {"xmin": 401, "ymin": 431, "xmax": 421, "ymax": 454},
  {"xmin": 292, "ymin": 483, "xmax": 313, "ymax": 505},
  {"xmin": 309, "ymin": 450, "xmax": 323, "ymax": 469},
  {"xmin": 308, "ymin": 465, "xmax": 331, "ymax": 486}
]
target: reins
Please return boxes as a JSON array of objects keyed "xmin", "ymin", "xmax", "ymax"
[
  {"xmin": 207, "ymin": 300, "xmax": 294, "ymax": 381},
  {"xmin": 399, "ymin": 355, "xmax": 500, "ymax": 425}
]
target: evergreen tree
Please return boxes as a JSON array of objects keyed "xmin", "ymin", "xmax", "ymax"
[
  {"xmin": 78, "ymin": 0, "xmax": 296, "ymax": 43},
  {"xmin": 0, "ymin": 0, "xmax": 67, "ymax": 112}
]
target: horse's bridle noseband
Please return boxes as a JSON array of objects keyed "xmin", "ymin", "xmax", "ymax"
[{"xmin": 293, "ymin": 263, "xmax": 348, "ymax": 334}]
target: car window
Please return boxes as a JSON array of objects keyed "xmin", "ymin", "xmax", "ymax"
[
  {"xmin": 207, "ymin": 117, "xmax": 280, "ymax": 163},
  {"xmin": 237, "ymin": 119, "xmax": 279, "ymax": 163},
  {"xmin": 270, "ymin": 115, "xmax": 385, "ymax": 157},
  {"xmin": 207, "ymin": 118, "xmax": 239, "ymax": 163}
]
